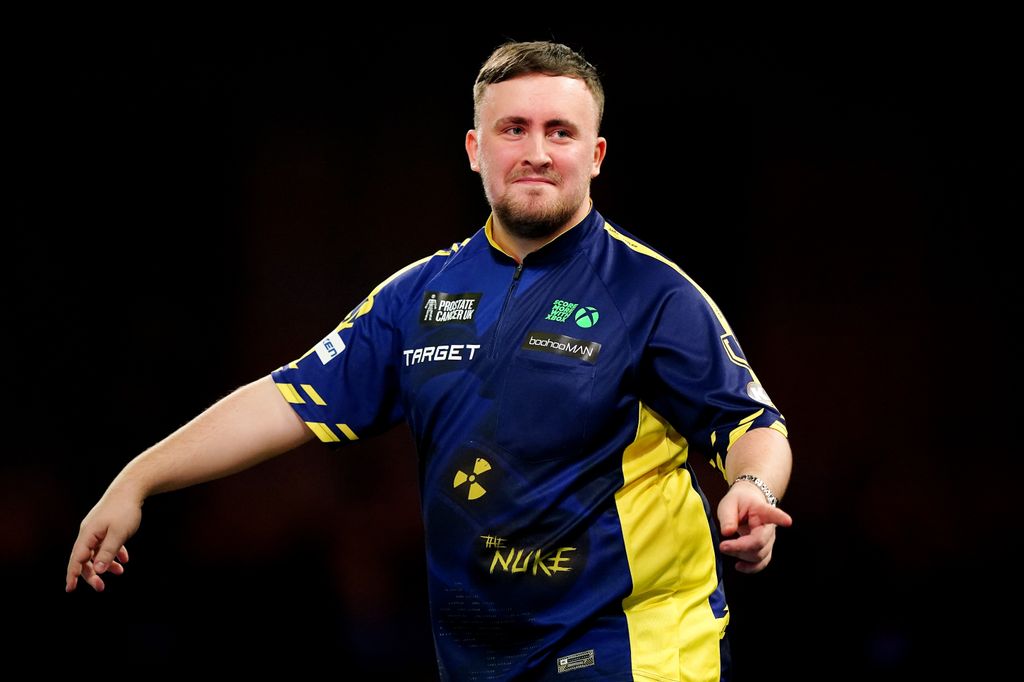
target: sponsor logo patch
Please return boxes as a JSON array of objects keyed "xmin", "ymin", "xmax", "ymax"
[
  {"xmin": 421, "ymin": 291, "xmax": 481, "ymax": 326},
  {"xmin": 544, "ymin": 299, "xmax": 600, "ymax": 328},
  {"xmin": 314, "ymin": 331, "xmax": 346, "ymax": 365},
  {"xmin": 746, "ymin": 381, "xmax": 776, "ymax": 407},
  {"xmin": 521, "ymin": 331, "xmax": 601, "ymax": 364},
  {"xmin": 573, "ymin": 306, "xmax": 599, "ymax": 328},
  {"xmin": 557, "ymin": 649, "xmax": 595, "ymax": 674},
  {"xmin": 544, "ymin": 299, "xmax": 578, "ymax": 322},
  {"xmin": 453, "ymin": 458, "xmax": 492, "ymax": 500},
  {"xmin": 403, "ymin": 344, "xmax": 481, "ymax": 367}
]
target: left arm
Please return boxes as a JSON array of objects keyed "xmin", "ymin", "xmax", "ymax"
[{"xmin": 717, "ymin": 426, "xmax": 793, "ymax": 573}]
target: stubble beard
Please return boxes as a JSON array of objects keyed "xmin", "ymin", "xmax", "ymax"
[{"xmin": 488, "ymin": 177, "xmax": 589, "ymax": 241}]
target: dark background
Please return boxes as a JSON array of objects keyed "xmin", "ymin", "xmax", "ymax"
[{"xmin": 6, "ymin": 26, "xmax": 1019, "ymax": 676}]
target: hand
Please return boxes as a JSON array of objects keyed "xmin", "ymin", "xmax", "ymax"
[
  {"xmin": 65, "ymin": 488, "xmax": 143, "ymax": 593},
  {"xmin": 717, "ymin": 481, "xmax": 793, "ymax": 574}
]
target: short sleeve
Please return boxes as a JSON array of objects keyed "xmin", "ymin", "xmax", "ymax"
[
  {"xmin": 270, "ymin": 274, "xmax": 407, "ymax": 448},
  {"xmin": 637, "ymin": 284, "xmax": 787, "ymax": 479}
]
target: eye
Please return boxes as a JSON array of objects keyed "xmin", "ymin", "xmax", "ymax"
[
  {"xmin": 552, "ymin": 129, "xmax": 572, "ymax": 139},
  {"xmin": 506, "ymin": 126, "xmax": 524, "ymax": 136}
]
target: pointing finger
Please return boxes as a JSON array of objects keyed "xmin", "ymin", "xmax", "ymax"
[{"xmin": 760, "ymin": 506, "xmax": 793, "ymax": 528}]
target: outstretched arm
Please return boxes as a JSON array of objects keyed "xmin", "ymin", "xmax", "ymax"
[
  {"xmin": 716, "ymin": 427, "xmax": 793, "ymax": 573},
  {"xmin": 65, "ymin": 374, "xmax": 313, "ymax": 592}
]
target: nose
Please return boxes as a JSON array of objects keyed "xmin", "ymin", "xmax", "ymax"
[{"xmin": 522, "ymin": 131, "xmax": 552, "ymax": 168}]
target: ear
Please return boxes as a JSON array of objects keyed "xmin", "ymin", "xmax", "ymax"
[
  {"xmin": 590, "ymin": 136, "xmax": 607, "ymax": 179},
  {"xmin": 466, "ymin": 128, "xmax": 481, "ymax": 173}
]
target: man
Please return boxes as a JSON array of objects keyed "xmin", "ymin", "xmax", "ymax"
[{"xmin": 67, "ymin": 40, "xmax": 792, "ymax": 681}]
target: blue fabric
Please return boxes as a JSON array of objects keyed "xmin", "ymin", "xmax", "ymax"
[{"xmin": 272, "ymin": 204, "xmax": 784, "ymax": 680}]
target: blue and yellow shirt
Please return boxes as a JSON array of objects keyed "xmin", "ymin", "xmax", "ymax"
[{"xmin": 271, "ymin": 202, "xmax": 787, "ymax": 681}]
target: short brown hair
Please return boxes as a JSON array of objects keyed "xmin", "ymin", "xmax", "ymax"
[{"xmin": 472, "ymin": 40, "xmax": 605, "ymax": 132}]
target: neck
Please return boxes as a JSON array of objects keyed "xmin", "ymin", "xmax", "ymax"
[{"xmin": 490, "ymin": 197, "xmax": 593, "ymax": 263}]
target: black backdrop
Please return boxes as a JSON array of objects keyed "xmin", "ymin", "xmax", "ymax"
[{"xmin": 7, "ymin": 26, "xmax": 1019, "ymax": 677}]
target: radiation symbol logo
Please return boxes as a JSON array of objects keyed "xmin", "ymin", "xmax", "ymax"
[{"xmin": 453, "ymin": 458, "xmax": 492, "ymax": 500}]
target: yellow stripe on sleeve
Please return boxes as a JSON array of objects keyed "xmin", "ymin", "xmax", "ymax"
[
  {"xmin": 305, "ymin": 422, "xmax": 340, "ymax": 443},
  {"xmin": 726, "ymin": 408, "xmax": 766, "ymax": 451},
  {"xmin": 275, "ymin": 383, "xmax": 305, "ymax": 404},
  {"xmin": 336, "ymin": 423, "xmax": 359, "ymax": 441},
  {"xmin": 301, "ymin": 384, "xmax": 327, "ymax": 406},
  {"xmin": 770, "ymin": 420, "xmax": 789, "ymax": 438}
]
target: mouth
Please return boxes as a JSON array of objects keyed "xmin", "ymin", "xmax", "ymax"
[{"xmin": 514, "ymin": 177, "xmax": 556, "ymax": 185}]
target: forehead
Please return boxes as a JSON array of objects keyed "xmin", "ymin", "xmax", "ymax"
[{"xmin": 478, "ymin": 73, "xmax": 598, "ymax": 131}]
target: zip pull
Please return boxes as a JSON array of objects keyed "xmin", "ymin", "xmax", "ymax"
[{"xmin": 488, "ymin": 260, "xmax": 525, "ymax": 360}]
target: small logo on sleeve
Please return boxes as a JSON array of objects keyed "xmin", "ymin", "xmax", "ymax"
[
  {"xmin": 557, "ymin": 649, "xmax": 595, "ymax": 673},
  {"xmin": 521, "ymin": 331, "xmax": 601, "ymax": 364},
  {"xmin": 746, "ymin": 381, "xmax": 776, "ymax": 408},
  {"xmin": 314, "ymin": 331, "xmax": 346, "ymax": 365},
  {"xmin": 422, "ymin": 291, "xmax": 481, "ymax": 326}
]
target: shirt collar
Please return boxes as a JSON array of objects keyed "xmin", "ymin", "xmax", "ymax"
[{"xmin": 483, "ymin": 197, "xmax": 600, "ymax": 266}]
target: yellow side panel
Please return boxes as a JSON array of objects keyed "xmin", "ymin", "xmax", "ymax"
[{"xmin": 615, "ymin": 403, "xmax": 726, "ymax": 681}]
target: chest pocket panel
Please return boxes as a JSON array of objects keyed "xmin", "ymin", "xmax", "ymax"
[{"xmin": 496, "ymin": 353, "xmax": 595, "ymax": 462}]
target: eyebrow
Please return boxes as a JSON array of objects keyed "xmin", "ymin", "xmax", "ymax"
[{"xmin": 493, "ymin": 116, "xmax": 580, "ymax": 132}]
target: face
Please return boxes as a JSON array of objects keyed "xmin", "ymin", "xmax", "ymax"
[{"xmin": 466, "ymin": 73, "xmax": 607, "ymax": 240}]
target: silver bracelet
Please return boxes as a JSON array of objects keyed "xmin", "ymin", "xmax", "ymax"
[{"xmin": 733, "ymin": 474, "xmax": 779, "ymax": 507}]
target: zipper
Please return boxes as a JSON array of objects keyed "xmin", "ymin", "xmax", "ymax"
[{"xmin": 490, "ymin": 261, "xmax": 524, "ymax": 359}]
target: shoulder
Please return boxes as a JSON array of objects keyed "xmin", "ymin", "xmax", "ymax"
[
  {"xmin": 595, "ymin": 219, "xmax": 689, "ymax": 286},
  {"xmin": 591, "ymin": 217, "xmax": 728, "ymax": 325},
  {"xmin": 343, "ymin": 234, "xmax": 477, "ymax": 322},
  {"xmin": 372, "ymin": 235, "xmax": 475, "ymax": 296}
]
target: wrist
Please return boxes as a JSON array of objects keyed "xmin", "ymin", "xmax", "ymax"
[
  {"xmin": 732, "ymin": 474, "xmax": 779, "ymax": 507},
  {"xmin": 109, "ymin": 467, "xmax": 152, "ymax": 506}
]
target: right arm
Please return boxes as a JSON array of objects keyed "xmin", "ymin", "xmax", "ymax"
[{"xmin": 65, "ymin": 374, "xmax": 313, "ymax": 593}]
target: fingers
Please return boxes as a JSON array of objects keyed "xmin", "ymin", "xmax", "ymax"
[
  {"xmin": 736, "ymin": 503, "xmax": 793, "ymax": 532},
  {"xmin": 716, "ymin": 490, "xmax": 791, "ymax": 574},
  {"xmin": 734, "ymin": 552, "xmax": 773, "ymax": 574},
  {"xmin": 95, "ymin": 545, "xmax": 130, "ymax": 574},
  {"xmin": 71, "ymin": 553, "xmax": 127, "ymax": 593},
  {"xmin": 718, "ymin": 485, "xmax": 794, "ymax": 537},
  {"xmin": 717, "ymin": 495, "xmax": 740, "ymax": 537},
  {"xmin": 65, "ymin": 527, "xmax": 103, "ymax": 592},
  {"xmin": 720, "ymin": 524, "xmax": 776, "ymax": 573},
  {"xmin": 720, "ymin": 527, "xmax": 772, "ymax": 556},
  {"xmin": 66, "ymin": 489, "xmax": 142, "ymax": 593},
  {"xmin": 93, "ymin": 540, "xmax": 123, "ymax": 575},
  {"xmin": 758, "ymin": 505, "xmax": 793, "ymax": 528},
  {"xmin": 65, "ymin": 534, "xmax": 130, "ymax": 592}
]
